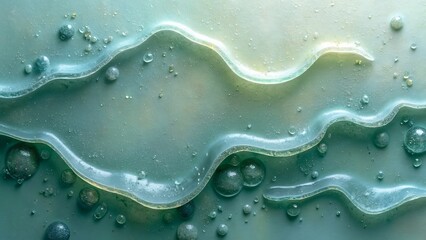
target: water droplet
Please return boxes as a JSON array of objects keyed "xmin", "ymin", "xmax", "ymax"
[
  {"xmin": 169, "ymin": 64, "xmax": 175, "ymax": 73},
  {"xmin": 271, "ymin": 176, "xmax": 277, "ymax": 182},
  {"xmin": 413, "ymin": 158, "xmax": 423, "ymax": 168},
  {"xmin": 5, "ymin": 143, "xmax": 39, "ymax": 181},
  {"xmin": 105, "ymin": 66, "xmax": 119, "ymax": 82},
  {"xmin": 137, "ymin": 170, "xmax": 146, "ymax": 180},
  {"xmin": 78, "ymin": 187, "xmax": 100, "ymax": 210},
  {"xmin": 61, "ymin": 169, "xmax": 76, "ymax": 186},
  {"xmin": 390, "ymin": 15, "xmax": 403, "ymax": 31},
  {"xmin": 177, "ymin": 223, "xmax": 198, "ymax": 240},
  {"xmin": 212, "ymin": 164, "xmax": 243, "ymax": 197},
  {"xmin": 286, "ymin": 204, "xmax": 300, "ymax": 218},
  {"xmin": 242, "ymin": 204, "xmax": 252, "ymax": 215},
  {"xmin": 178, "ymin": 201, "xmax": 195, "ymax": 220},
  {"xmin": 67, "ymin": 190, "xmax": 74, "ymax": 198},
  {"xmin": 360, "ymin": 94, "xmax": 369, "ymax": 105},
  {"xmin": 410, "ymin": 43, "xmax": 417, "ymax": 51},
  {"xmin": 143, "ymin": 52, "xmax": 154, "ymax": 63},
  {"xmin": 216, "ymin": 224, "xmax": 229, "ymax": 237},
  {"xmin": 376, "ymin": 171, "xmax": 384, "ymax": 180},
  {"xmin": 297, "ymin": 106, "xmax": 303, "ymax": 112},
  {"xmin": 288, "ymin": 126, "xmax": 297, "ymax": 135},
  {"xmin": 45, "ymin": 221, "xmax": 70, "ymax": 240},
  {"xmin": 406, "ymin": 78, "xmax": 413, "ymax": 87},
  {"xmin": 247, "ymin": 124, "xmax": 252, "ymax": 130},
  {"xmin": 35, "ymin": 55, "xmax": 50, "ymax": 72},
  {"xmin": 40, "ymin": 149, "xmax": 51, "ymax": 160},
  {"xmin": 317, "ymin": 143, "xmax": 327, "ymax": 156},
  {"xmin": 373, "ymin": 131, "xmax": 390, "ymax": 149},
  {"xmin": 311, "ymin": 171, "xmax": 319, "ymax": 179},
  {"xmin": 240, "ymin": 158, "xmax": 265, "ymax": 187},
  {"xmin": 404, "ymin": 126, "xmax": 426, "ymax": 154},
  {"xmin": 24, "ymin": 64, "xmax": 32, "ymax": 74},
  {"xmin": 217, "ymin": 205, "xmax": 223, "ymax": 212},
  {"xmin": 336, "ymin": 211, "xmax": 341, "ymax": 217},
  {"xmin": 209, "ymin": 211, "xmax": 217, "ymax": 219},
  {"xmin": 93, "ymin": 202, "xmax": 108, "ymax": 220},
  {"xmin": 58, "ymin": 24, "xmax": 75, "ymax": 41},
  {"xmin": 115, "ymin": 214, "xmax": 126, "ymax": 225}
]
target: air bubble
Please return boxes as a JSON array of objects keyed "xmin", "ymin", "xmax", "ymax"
[
  {"xmin": 212, "ymin": 164, "xmax": 243, "ymax": 197},
  {"xmin": 216, "ymin": 224, "xmax": 228, "ymax": 237},
  {"xmin": 390, "ymin": 15, "xmax": 403, "ymax": 31},
  {"xmin": 410, "ymin": 43, "xmax": 417, "ymax": 51},
  {"xmin": 61, "ymin": 169, "xmax": 76, "ymax": 186},
  {"xmin": 242, "ymin": 204, "xmax": 252, "ymax": 215},
  {"xmin": 209, "ymin": 211, "xmax": 217, "ymax": 219},
  {"xmin": 240, "ymin": 158, "xmax": 265, "ymax": 187},
  {"xmin": 373, "ymin": 131, "xmax": 390, "ymax": 149},
  {"xmin": 311, "ymin": 171, "xmax": 319, "ymax": 179},
  {"xmin": 288, "ymin": 126, "xmax": 297, "ymax": 135},
  {"xmin": 115, "ymin": 214, "xmax": 126, "ymax": 225},
  {"xmin": 78, "ymin": 187, "xmax": 100, "ymax": 210},
  {"xmin": 58, "ymin": 24, "xmax": 75, "ymax": 41},
  {"xmin": 177, "ymin": 223, "xmax": 198, "ymax": 240},
  {"xmin": 404, "ymin": 126, "xmax": 426, "ymax": 154},
  {"xmin": 317, "ymin": 143, "xmax": 327, "ymax": 156},
  {"xmin": 143, "ymin": 52, "xmax": 154, "ymax": 63},
  {"xmin": 45, "ymin": 221, "xmax": 70, "ymax": 240},
  {"xmin": 286, "ymin": 204, "xmax": 300, "ymax": 218},
  {"xmin": 93, "ymin": 202, "xmax": 108, "ymax": 220},
  {"xmin": 105, "ymin": 66, "xmax": 119, "ymax": 81},
  {"xmin": 5, "ymin": 144, "xmax": 39, "ymax": 181},
  {"xmin": 360, "ymin": 94, "xmax": 369, "ymax": 105},
  {"xmin": 35, "ymin": 55, "xmax": 50, "ymax": 72},
  {"xmin": 24, "ymin": 64, "xmax": 32, "ymax": 74},
  {"xmin": 413, "ymin": 158, "xmax": 422, "ymax": 168},
  {"xmin": 376, "ymin": 171, "xmax": 384, "ymax": 180}
]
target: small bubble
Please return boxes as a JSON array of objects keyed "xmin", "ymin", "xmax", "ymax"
[
  {"xmin": 410, "ymin": 43, "xmax": 417, "ymax": 51},
  {"xmin": 311, "ymin": 171, "xmax": 319, "ymax": 179},
  {"xmin": 143, "ymin": 52, "xmax": 154, "ymax": 63},
  {"xmin": 336, "ymin": 211, "xmax": 341, "ymax": 217},
  {"xmin": 240, "ymin": 158, "xmax": 265, "ymax": 187},
  {"xmin": 78, "ymin": 187, "xmax": 100, "ymax": 210},
  {"xmin": 216, "ymin": 224, "xmax": 229, "ymax": 237},
  {"xmin": 390, "ymin": 15, "xmax": 403, "ymax": 31},
  {"xmin": 247, "ymin": 124, "xmax": 252, "ymax": 130},
  {"xmin": 209, "ymin": 211, "xmax": 217, "ymax": 219},
  {"xmin": 406, "ymin": 79, "xmax": 413, "ymax": 87},
  {"xmin": 35, "ymin": 55, "xmax": 50, "ymax": 72},
  {"xmin": 45, "ymin": 221, "xmax": 70, "ymax": 240},
  {"xmin": 404, "ymin": 126, "xmax": 426, "ymax": 154},
  {"xmin": 228, "ymin": 214, "xmax": 233, "ymax": 220},
  {"xmin": 105, "ymin": 66, "xmax": 119, "ymax": 82},
  {"xmin": 271, "ymin": 176, "xmax": 277, "ymax": 182},
  {"xmin": 115, "ymin": 214, "xmax": 126, "ymax": 225},
  {"xmin": 376, "ymin": 171, "xmax": 384, "ymax": 180},
  {"xmin": 58, "ymin": 24, "xmax": 75, "ymax": 41},
  {"xmin": 212, "ymin": 164, "xmax": 243, "ymax": 197},
  {"xmin": 67, "ymin": 190, "xmax": 74, "ymax": 198},
  {"xmin": 286, "ymin": 204, "xmax": 300, "ymax": 218},
  {"xmin": 103, "ymin": 36, "xmax": 113, "ymax": 44},
  {"xmin": 24, "ymin": 64, "xmax": 32, "ymax": 74},
  {"xmin": 177, "ymin": 223, "xmax": 198, "ymax": 240},
  {"xmin": 169, "ymin": 64, "xmax": 175, "ymax": 73},
  {"xmin": 93, "ymin": 202, "xmax": 108, "ymax": 220},
  {"xmin": 297, "ymin": 106, "xmax": 303, "ymax": 112},
  {"xmin": 288, "ymin": 126, "xmax": 297, "ymax": 135},
  {"xmin": 61, "ymin": 169, "xmax": 76, "ymax": 186},
  {"xmin": 360, "ymin": 94, "xmax": 369, "ymax": 105},
  {"xmin": 373, "ymin": 131, "xmax": 390, "ymax": 149},
  {"xmin": 317, "ymin": 143, "xmax": 327, "ymax": 156},
  {"xmin": 40, "ymin": 149, "xmax": 51, "ymax": 160},
  {"xmin": 413, "ymin": 158, "xmax": 423, "ymax": 168},
  {"xmin": 242, "ymin": 204, "xmax": 252, "ymax": 215},
  {"xmin": 137, "ymin": 170, "xmax": 146, "ymax": 180},
  {"xmin": 5, "ymin": 144, "xmax": 39, "ymax": 181}
]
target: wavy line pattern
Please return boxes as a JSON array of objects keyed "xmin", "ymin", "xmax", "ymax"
[
  {"xmin": 0, "ymin": 21, "xmax": 374, "ymax": 98},
  {"xmin": 264, "ymin": 174, "xmax": 426, "ymax": 215}
]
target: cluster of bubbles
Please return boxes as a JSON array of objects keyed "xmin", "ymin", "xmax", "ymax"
[{"xmin": 212, "ymin": 156, "xmax": 265, "ymax": 197}]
